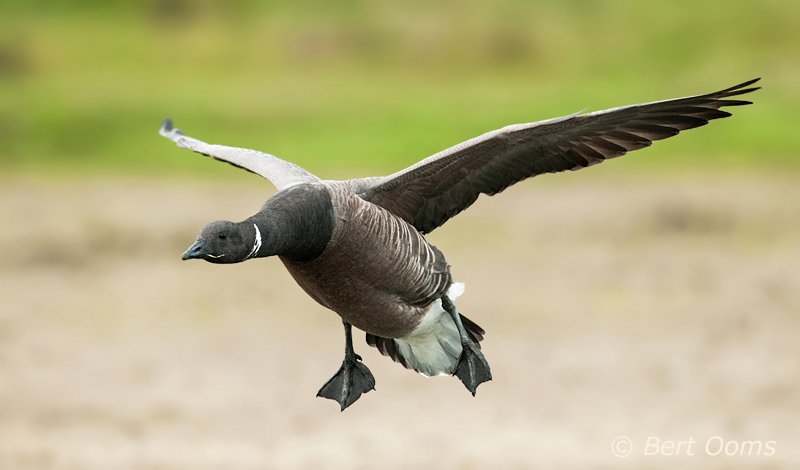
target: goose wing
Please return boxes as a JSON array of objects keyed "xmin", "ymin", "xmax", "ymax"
[
  {"xmin": 354, "ymin": 79, "xmax": 760, "ymax": 234},
  {"xmin": 159, "ymin": 119, "xmax": 320, "ymax": 190}
]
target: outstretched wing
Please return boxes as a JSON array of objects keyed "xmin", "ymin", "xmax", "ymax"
[
  {"xmin": 354, "ymin": 79, "xmax": 760, "ymax": 234},
  {"xmin": 159, "ymin": 119, "xmax": 320, "ymax": 190}
]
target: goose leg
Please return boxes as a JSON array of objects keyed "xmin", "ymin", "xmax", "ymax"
[
  {"xmin": 441, "ymin": 295, "xmax": 492, "ymax": 395},
  {"xmin": 317, "ymin": 320, "xmax": 376, "ymax": 411}
]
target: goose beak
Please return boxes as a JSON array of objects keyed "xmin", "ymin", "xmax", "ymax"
[{"xmin": 182, "ymin": 240, "xmax": 208, "ymax": 260}]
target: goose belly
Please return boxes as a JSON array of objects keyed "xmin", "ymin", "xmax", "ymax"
[
  {"xmin": 280, "ymin": 188, "xmax": 451, "ymax": 338},
  {"xmin": 281, "ymin": 244, "xmax": 443, "ymax": 338}
]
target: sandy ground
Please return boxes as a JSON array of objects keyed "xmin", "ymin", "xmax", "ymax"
[{"xmin": 0, "ymin": 172, "xmax": 798, "ymax": 469}]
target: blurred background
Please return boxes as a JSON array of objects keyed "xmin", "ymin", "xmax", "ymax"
[{"xmin": 1, "ymin": 0, "xmax": 798, "ymax": 468}]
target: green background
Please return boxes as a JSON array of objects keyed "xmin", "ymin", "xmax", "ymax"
[{"xmin": 1, "ymin": 0, "xmax": 797, "ymax": 179}]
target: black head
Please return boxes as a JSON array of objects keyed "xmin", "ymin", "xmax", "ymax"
[
  {"xmin": 181, "ymin": 183, "xmax": 335, "ymax": 265},
  {"xmin": 182, "ymin": 220, "xmax": 261, "ymax": 264}
]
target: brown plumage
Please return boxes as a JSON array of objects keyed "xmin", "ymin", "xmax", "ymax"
[
  {"xmin": 163, "ymin": 78, "xmax": 759, "ymax": 409},
  {"xmin": 280, "ymin": 182, "xmax": 452, "ymax": 338}
]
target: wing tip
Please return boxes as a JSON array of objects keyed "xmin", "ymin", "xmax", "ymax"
[
  {"xmin": 717, "ymin": 78, "xmax": 762, "ymax": 98},
  {"xmin": 159, "ymin": 118, "xmax": 184, "ymax": 141},
  {"xmin": 735, "ymin": 77, "xmax": 761, "ymax": 88},
  {"xmin": 159, "ymin": 118, "xmax": 173, "ymax": 136}
]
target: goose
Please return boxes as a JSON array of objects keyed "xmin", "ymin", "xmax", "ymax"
[{"xmin": 161, "ymin": 79, "xmax": 759, "ymax": 410}]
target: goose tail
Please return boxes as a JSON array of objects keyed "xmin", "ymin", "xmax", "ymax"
[{"xmin": 366, "ymin": 283, "xmax": 485, "ymax": 377}]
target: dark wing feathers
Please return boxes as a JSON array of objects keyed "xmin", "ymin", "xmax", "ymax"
[
  {"xmin": 460, "ymin": 314, "xmax": 485, "ymax": 345},
  {"xmin": 366, "ymin": 334, "xmax": 409, "ymax": 368},
  {"xmin": 355, "ymin": 79, "xmax": 759, "ymax": 234}
]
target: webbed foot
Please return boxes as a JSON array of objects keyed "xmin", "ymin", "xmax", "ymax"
[
  {"xmin": 317, "ymin": 353, "xmax": 376, "ymax": 411},
  {"xmin": 453, "ymin": 341, "xmax": 492, "ymax": 395},
  {"xmin": 440, "ymin": 294, "xmax": 492, "ymax": 395}
]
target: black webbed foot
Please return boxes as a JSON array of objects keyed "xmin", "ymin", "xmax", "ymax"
[
  {"xmin": 318, "ymin": 320, "xmax": 375, "ymax": 411},
  {"xmin": 317, "ymin": 353, "xmax": 375, "ymax": 411},
  {"xmin": 440, "ymin": 294, "xmax": 492, "ymax": 396},
  {"xmin": 453, "ymin": 341, "xmax": 492, "ymax": 396}
]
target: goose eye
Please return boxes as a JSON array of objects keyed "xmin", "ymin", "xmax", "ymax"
[{"xmin": 219, "ymin": 233, "xmax": 227, "ymax": 240}]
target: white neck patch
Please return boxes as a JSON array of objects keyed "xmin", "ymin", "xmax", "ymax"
[{"xmin": 245, "ymin": 224, "xmax": 262, "ymax": 260}]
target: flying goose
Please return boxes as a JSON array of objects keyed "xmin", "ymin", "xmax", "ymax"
[{"xmin": 161, "ymin": 79, "xmax": 759, "ymax": 410}]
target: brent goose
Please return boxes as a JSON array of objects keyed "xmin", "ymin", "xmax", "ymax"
[{"xmin": 161, "ymin": 79, "xmax": 759, "ymax": 410}]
